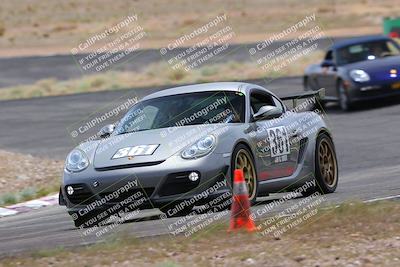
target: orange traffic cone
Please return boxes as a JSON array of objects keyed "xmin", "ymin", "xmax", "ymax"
[{"xmin": 228, "ymin": 169, "xmax": 257, "ymax": 232}]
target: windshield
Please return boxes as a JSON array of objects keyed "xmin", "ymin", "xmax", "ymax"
[
  {"xmin": 115, "ymin": 91, "xmax": 245, "ymax": 134},
  {"xmin": 336, "ymin": 40, "xmax": 400, "ymax": 65}
]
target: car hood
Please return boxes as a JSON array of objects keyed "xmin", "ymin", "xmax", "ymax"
[
  {"xmin": 92, "ymin": 124, "xmax": 228, "ymax": 169},
  {"xmin": 345, "ymin": 55, "xmax": 400, "ymax": 81}
]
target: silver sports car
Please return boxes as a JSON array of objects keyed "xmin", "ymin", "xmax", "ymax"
[{"xmin": 59, "ymin": 82, "xmax": 338, "ymax": 228}]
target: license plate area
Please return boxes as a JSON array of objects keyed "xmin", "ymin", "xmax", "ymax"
[{"xmin": 391, "ymin": 82, "xmax": 400, "ymax": 89}]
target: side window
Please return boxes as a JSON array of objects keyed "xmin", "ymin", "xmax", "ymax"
[
  {"xmin": 387, "ymin": 40, "xmax": 400, "ymax": 55},
  {"xmin": 272, "ymin": 96, "xmax": 285, "ymax": 112},
  {"xmin": 250, "ymin": 92, "xmax": 275, "ymax": 114},
  {"xmin": 325, "ymin": 50, "xmax": 333, "ymax": 60}
]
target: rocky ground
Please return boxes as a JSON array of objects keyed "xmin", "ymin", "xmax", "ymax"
[{"xmin": 0, "ymin": 149, "xmax": 63, "ymax": 204}]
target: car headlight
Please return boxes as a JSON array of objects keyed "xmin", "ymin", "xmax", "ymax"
[
  {"xmin": 65, "ymin": 149, "xmax": 89, "ymax": 172},
  {"xmin": 350, "ymin": 69, "xmax": 370, "ymax": 82},
  {"xmin": 181, "ymin": 135, "xmax": 216, "ymax": 159}
]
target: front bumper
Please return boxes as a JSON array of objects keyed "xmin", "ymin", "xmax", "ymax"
[
  {"xmin": 348, "ymin": 80, "xmax": 400, "ymax": 102},
  {"xmin": 60, "ymin": 153, "xmax": 231, "ymax": 213}
]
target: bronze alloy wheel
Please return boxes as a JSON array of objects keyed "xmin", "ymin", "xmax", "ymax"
[
  {"xmin": 318, "ymin": 138, "xmax": 338, "ymax": 187},
  {"xmin": 234, "ymin": 149, "xmax": 257, "ymax": 200}
]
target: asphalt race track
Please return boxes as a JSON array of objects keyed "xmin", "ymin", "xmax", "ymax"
[{"xmin": 1, "ymin": 76, "xmax": 400, "ymax": 256}]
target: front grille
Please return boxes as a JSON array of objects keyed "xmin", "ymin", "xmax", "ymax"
[
  {"xmin": 158, "ymin": 171, "xmax": 200, "ymax": 197},
  {"xmin": 65, "ymin": 184, "xmax": 96, "ymax": 205},
  {"xmin": 95, "ymin": 160, "xmax": 164, "ymax": 171},
  {"xmin": 98, "ymin": 187, "xmax": 155, "ymax": 203}
]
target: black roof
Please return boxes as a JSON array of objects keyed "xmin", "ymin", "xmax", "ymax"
[{"xmin": 331, "ymin": 35, "xmax": 392, "ymax": 50}]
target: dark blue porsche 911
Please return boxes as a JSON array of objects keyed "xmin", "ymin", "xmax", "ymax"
[{"xmin": 304, "ymin": 36, "xmax": 400, "ymax": 110}]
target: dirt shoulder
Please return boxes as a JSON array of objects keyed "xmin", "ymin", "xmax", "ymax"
[
  {"xmin": 1, "ymin": 201, "xmax": 399, "ymax": 266},
  {"xmin": 0, "ymin": 0, "xmax": 395, "ymax": 58}
]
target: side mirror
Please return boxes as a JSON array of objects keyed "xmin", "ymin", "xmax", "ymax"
[
  {"xmin": 98, "ymin": 124, "xmax": 115, "ymax": 138},
  {"xmin": 321, "ymin": 60, "xmax": 335, "ymax": 68},
  {"xmin": 253, "ymin": 105, "xmax": 283, "ymax": 121}
]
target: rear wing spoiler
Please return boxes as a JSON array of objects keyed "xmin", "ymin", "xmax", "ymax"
[{"xmin": 280, "ymin": 88, "xmax": 325, "ymax": 109}]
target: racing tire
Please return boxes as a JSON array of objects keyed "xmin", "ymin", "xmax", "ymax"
[
  {"xmin": 314, "ymin": 133, "xmax": 339, "ymax": 194},
  {"xmin": 338, "ymin": 81, "xmax": 354, "ymax": 111},
  {"xmin": 231, "ymin": 144, "xmax": 258, "ymax": 205}
]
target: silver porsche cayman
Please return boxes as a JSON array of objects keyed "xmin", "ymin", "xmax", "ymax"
[{"xmin": 59, "ymin": 82, "xmax": 338, "ymax": 228}]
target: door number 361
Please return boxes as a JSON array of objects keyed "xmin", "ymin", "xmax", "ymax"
[{"xmin": 267, "ymin": 126, "xmax": 290, "ymax": 157}]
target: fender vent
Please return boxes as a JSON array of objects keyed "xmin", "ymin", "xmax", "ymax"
[{"xmin": 297, "ymin": 137, "xmax": 308, "ymax": 163}]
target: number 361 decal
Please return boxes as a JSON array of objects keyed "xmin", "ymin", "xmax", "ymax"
[{"xmin": 267, "ymin": 126, "xmax": 291, "ymax": 157}]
